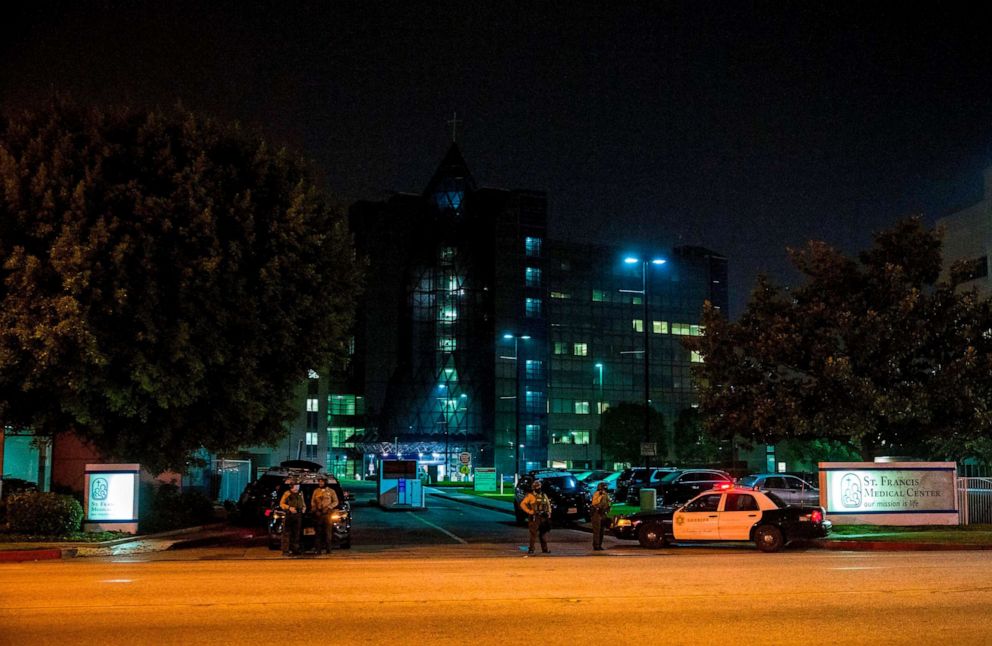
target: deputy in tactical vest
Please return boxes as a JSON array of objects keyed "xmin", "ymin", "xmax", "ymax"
[
  {"xmin": 279, "ymin": 480, "xmax": 306, "ymax": 556},
  {"xmin": 591, "ymin": 481, "xmax": 612, "ymax": 551},
  {"xmin": 519, "ymin": 480, "xmax": 553, "ymax": 555},
  {"xmin": 310, "ymin": 477, "xmax": 339, "ymax": 555}
]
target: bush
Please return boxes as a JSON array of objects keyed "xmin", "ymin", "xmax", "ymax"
[
  {"xmin": 141, "ymin": 484, "xmax": 215, "ymax": 533},
  {"xmin": 5, "ymin": 492, "xmax": 84, "ymax": 536}
]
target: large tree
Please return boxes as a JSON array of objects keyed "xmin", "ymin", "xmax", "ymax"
[
  {"xmin": 687, "ymin": 218, "xmax": 992, "ymax": 461},
  {"xmin": 599, "ymin": 402, "xmax": 665, "ymax": 466},
  {"xmin": 0, "ymin": 101, "xmax": 362, "ymax": 471}
]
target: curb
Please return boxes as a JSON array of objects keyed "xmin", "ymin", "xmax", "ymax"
[
  {"xmin": 0, "ymin": 522, "xmax": 227, "ymax": 561},
  {"xmin": 0, "ymin": 548, "xmax": 64, "ymax": 562}
]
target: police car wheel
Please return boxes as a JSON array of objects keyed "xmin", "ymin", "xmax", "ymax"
[
  {"xmin": 754, "ymin": 525, "xmax": 784, "ymax": 553},
  {"xmin": 637, "ymin": 521, "xmax": 667, "ymax": 549}
]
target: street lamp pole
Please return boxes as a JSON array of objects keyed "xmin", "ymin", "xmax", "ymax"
[
  {"xmin": 624, "ymin": 256, "xmax": 666, "ymax": 469},
  {"xmin": 504, "ymin": 333, "xmax": 530, "ymax": 475},
  {"xmin": 595, "ymin": 362, "xmax": 604, "ymax": 468}
]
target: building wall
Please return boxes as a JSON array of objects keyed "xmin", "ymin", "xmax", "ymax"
[{"xmin": 938, "ymin": 166, "xmax": 992, "ymax": 296}]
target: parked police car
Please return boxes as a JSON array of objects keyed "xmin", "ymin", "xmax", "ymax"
[{"xmin": 612, "ymin": 487, "xmax": 831, "ymax": 552}]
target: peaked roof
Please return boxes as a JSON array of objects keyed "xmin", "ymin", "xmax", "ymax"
[{"xmin": 423, "ymin": 143, "xmax": 476, "ymax": 216}]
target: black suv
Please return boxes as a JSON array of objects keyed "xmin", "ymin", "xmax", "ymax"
[
  {"xmin": 514, "ymin": 470, "xmax": 591, "ymax": 526},
  {"xmin": 651, "ymin": 469, "xmax": 733, "ymax": 507},
  {"xmin": 267, "ymin": 474, "xmax": 352, "ymax": 550},
  {"xmin": 237, "ymin": 465, "xmax": 323, "ymax": 526},
  {"xmin": 620, "ymin": 467, "xmax": 679, "ymax": 504}
]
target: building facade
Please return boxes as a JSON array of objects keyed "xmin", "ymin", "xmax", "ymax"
[
  {"xmin": 336, "ymin": 143, "xmax": 727, "ymax": 479},
  {"xmin": 938, "ymin": 166, "xmax": 992, "ymax": 296}
]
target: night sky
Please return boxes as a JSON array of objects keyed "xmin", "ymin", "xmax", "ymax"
[{"xmin": 4, "ymin": 2, "xmax": 991, "ymax": 316}]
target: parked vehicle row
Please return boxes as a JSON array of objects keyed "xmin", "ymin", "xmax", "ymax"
[{"xmin": 514, "ymin": 469, "xmax": 592, "ymax": 525}]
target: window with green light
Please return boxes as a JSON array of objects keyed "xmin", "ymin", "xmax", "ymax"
[
  {"xmin": 525, "ymin": 267, "xmax": 541, "ymax": 287},
  {"xmin": 525, "ymin": 237, "xmax": 542, "ymax": 257}
]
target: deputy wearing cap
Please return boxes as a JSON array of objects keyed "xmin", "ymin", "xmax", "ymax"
[{"xmin": 591, "ymin": 481, "xmax": 612, "ymax": 551}]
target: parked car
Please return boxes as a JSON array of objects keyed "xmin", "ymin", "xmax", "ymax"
[
  {"xmin": 584, "ymin": 470, "xmax": 622, "ymax": 494},
  {"xmin": 647, "ymin": 469, "xmax": 734, "ymax": 506},
  {"xmin": 623, "ymin": 467, "xmax": 680, "ymax": 504},
  {"xmin": 616, "ymin": 467, "xmax": 677, "ymax": 502},
  {"xmin": 737, "ymin": 473, "xmax": 820, "ymax": 506},
  {"xmin": 237, "ymin": 462, "xmax": 328, "ymax": 526},
  {"xmin": 611, "ymin": 487, "xmax": 831, "ymax": 552},
  {"xmin": 267, "ymin": 474, "xmax": 352, "ymax": 550},
  {"xmin": 576, "ymin": 470, "xmax": 612, "ymax": 484},
  {"xmin": 514, "ymin": 470, "xmax": 592, "ymax": 526}
]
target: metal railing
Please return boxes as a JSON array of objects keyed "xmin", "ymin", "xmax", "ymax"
[{"xmin": 957, "ymin": 477, "xmax": 992, "ymax": 524}]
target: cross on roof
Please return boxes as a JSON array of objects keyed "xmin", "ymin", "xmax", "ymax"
[{"xmin": 447, "ymin": 112, "xmax": 463, "ymax": 142}]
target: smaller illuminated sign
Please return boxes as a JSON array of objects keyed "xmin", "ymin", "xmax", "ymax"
[{"xmin": 85, "ymin": 464, "xmax": 140, "ymax": 525}]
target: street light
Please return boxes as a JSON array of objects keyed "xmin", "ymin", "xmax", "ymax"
[
  {"xmin": 503, "ymin": 333, "xmax": 531, "ymax": 475},
  {"xmin": 621, "ymin": 255, "xmax": 667, "ymax": 468}
]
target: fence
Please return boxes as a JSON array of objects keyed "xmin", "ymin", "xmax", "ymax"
[{"xmin": 957, "ymin": 477, "xmax": 992, "ymax": 524}]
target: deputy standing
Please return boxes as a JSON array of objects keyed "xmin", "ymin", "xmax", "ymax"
[
  {"xmin": 310, "ymin": 477, "xmax": 339, "ymax": 554},
  {"xmin": 519, "ymin": 480, "xmax": 553, "ymax": 555},
  {"xmin": 279, "ymin": 480, "xmax": 306, "ymax": 556},
  {"xmin": 591, "ymin": 481, "xmax": 612, "ymax": 551}
]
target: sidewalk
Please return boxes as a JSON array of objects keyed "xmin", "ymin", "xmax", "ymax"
[{"xmin": 0, "ymin": 523, "xmax": 237, "ymax": 562}]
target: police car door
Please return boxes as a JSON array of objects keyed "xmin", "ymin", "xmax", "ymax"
[
  {"xmin": 719, "ymin": 493, "xmax": 761, "ymax": 540},
  {"xmin": 672, "ymin": 493, "xmax": 722, "ymax": 541}
]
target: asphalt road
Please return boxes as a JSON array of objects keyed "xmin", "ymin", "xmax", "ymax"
[{"xmin": 3, "ymin": 550, "xmax": 992, "ymax": 645}]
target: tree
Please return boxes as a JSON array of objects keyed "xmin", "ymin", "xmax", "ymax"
[
  {"xmin": 687, "ymin": 217, "xmax": 992, "ymax": 461},
  {"xmin": 599, "ymin": 402, "xmax": 665, "ymax": 466},
  {"xmin": 0, "ymin": 100, "xmax": 362, "ymax": 471},
  {"xmin": 671, "ymin": 407, "xmax": 724, "ymax": 465}
]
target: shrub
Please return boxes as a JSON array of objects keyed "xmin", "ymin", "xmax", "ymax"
[
  {"xmin": 141, "ymin": 484, "xmax": 215, "ymax": 533},
  {"xmin": 5, "ymin": 492, "xmax": 84, "ymax": 536}
]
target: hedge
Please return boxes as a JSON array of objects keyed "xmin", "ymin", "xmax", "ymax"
[{"xmin": 5, "ymin": 492, "xmax": 84, "ymax": 536}]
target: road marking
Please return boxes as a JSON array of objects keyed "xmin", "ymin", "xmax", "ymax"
[
  {"xmin": 407, "ymin": 512, "xmax": 468, "ymax": 544},
  {"xmin": 100, "ymin": 579, "xmax": 134, "ymax": 583}
]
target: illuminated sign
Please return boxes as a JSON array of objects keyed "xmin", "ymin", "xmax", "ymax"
[
  {"xmin": 85, "ymin": 464, "xmax": 140, "ymax": 525},
  {"xmin": 819, "ymin": 462, "xmax": 957, "ymax": 526}
]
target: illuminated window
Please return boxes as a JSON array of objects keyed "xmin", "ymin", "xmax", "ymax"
[
  {"xmin": 673, "ymin": 323, "xmax": 704, "ymax": 336},
  {"xmin": 653, "ymin": 321, "xmax": 668, "ymax": 334},
  {"xmin": 525, "ymin": 267, "xmax": 541, "ymax": 287},
  {"xmin": 329, "ymin": 427, "xmax": 357, "ymax": 447},
  {"xmin": 328, "ymin": 395, "xmax": 356, "ymax": 415},
  {"xmin": 554, "ymin": 342, "xmax": 568, "ymax": 355},
  {"xmin": 525, "ymin": 237, "xmax": 542, "ymax": 257},
  {"xmin": 574, "ymin": 401, "xmax": 590, "ymax": 414},
  {"xmin": 632, "ymin": 296, "xmax": 642, "ymax": 305},
  {"xmin": 691, "ymin": 351, "xmax": 704, "ymax": 363},
  {"xmin": 632, "ymin": 319, "xmax": 643, "ymax": 333},
  {"xmin": 553, "ymin": 431, "xmax": 590, "ymax": 445},
  {"xmin": 525, "ymin": 360, "xmax": 544, "ymax": 379},
  {"xmin": 525, "ymin": 424, "xmax": 542, "ymax": 444},
  {"xmin": 306, "ymin": 398, "xmax": 319, "ymax": 412},
  {"xmin": 550, "ymin": 291, "xmax": 570, "ymax": 299},
  {"xmin": 305, "ymin": 432, "xmax": 319, "ymax": 446},
  {"xmin": 592, "ymin": 289, "xmax": 605, "ymax": 302},
  {"xmin": 573, "ymin": 343, "xmax": 588, "ymax": 356},
  {"xmin": 525, "ymin": 391, "xmax": 546, "ymax": 413},
  {"xmin": 597, "ymin": 401, "xmax": 609, "ymax": 414},
  {"xmin": 439, "ymin": 337, "xmax": 456, "ymax": 351},
  {"xmin": 525, "ymin": 298, "xmax": 541, "ymax": 317},
  {"xmin": 307, "ymin": 369, "xmax": 320, "ymax": 379}
]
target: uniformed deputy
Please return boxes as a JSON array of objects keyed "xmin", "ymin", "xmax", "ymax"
[
  {"xmin": 591, "ymin": 481, "xmax": 612, "ymax": 551},
  {"xmin": 310, "ymin": 477, "xmax": 339, "ymax": 555},
  {"xmin": 279, "ymin": 480, "xmax": 306, "ymax": 556},
  {"xmin": 519, "ymin": 480, "xmax": 553, "ymax": 555}
]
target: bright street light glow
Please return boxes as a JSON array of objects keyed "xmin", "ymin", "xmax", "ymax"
[
  {"xmin": 624, "ymin": 257, "xmax": 639, "ymax": 264},
  {"xmin": 651, "ymin": 258, "xmax": 667, "ymax": 265},
  {"xmin": 503, "ymin": 333, "xmax": 513, "ymax": 339}
]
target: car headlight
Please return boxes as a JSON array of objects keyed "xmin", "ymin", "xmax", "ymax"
[
  {"xmin": 330, "ymin": 510, "xmax": 349, "ymax": 522},
  {"xmin": 614, "ymin": 518, "xmax": 632, "ymax": 528}
]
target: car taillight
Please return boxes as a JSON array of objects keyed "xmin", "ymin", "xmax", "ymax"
[
  {"xmin": 714, "ymin": 482, "xmax": 731, "ymax": 490},
  {"xmin": 811, "ymin": 509, "xmax": 823, "ymax": 523},
  {"xmin": 264, "ymin": 508, "xmax": 273, "ymax": 517}
]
